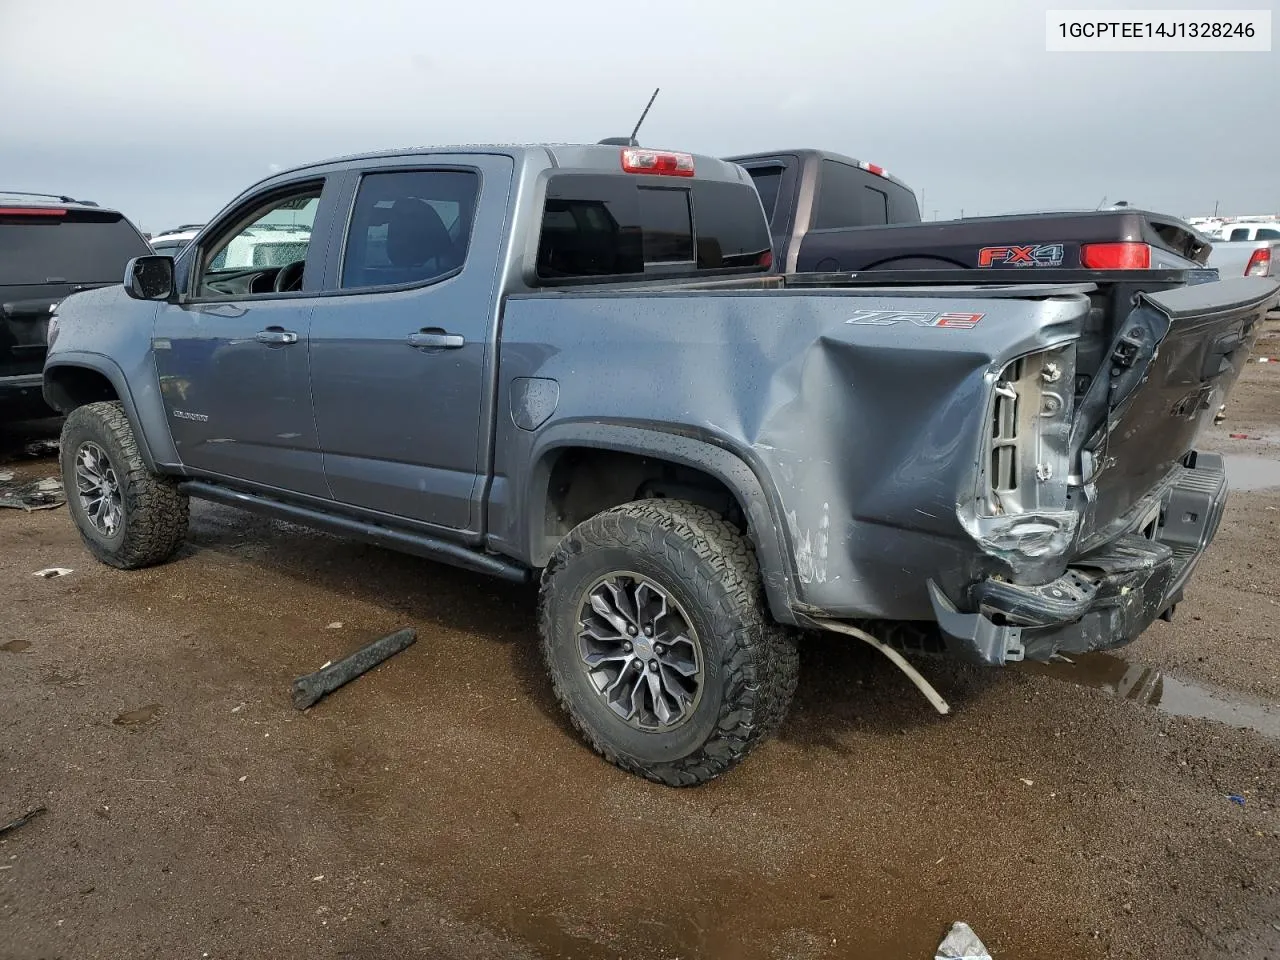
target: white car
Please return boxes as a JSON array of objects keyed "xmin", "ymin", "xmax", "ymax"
[{"xmin": 148, "ymin": 224, "xmax": 203, "ymax": 256}]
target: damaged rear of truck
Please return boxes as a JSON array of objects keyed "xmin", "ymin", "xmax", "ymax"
[{"xmin": 505, "ymin": 268, "xmax": 1279, "ymax": 672}]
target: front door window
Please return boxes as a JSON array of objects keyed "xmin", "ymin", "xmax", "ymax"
[{"xmin": 197, "ymin": 187, "xmax": 322, "ymax": 298}]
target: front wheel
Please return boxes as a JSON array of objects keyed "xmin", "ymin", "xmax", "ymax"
[
  {"xmin": 537, "ymin": 499, "xmax": 798, "ymax": 786},
  {"xmin": 59, "ymin": 401, "xmax": 189, "ymax": 570}
]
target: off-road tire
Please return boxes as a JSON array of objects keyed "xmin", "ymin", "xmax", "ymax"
[
  {"xmin": 59, "ymin": 401, "xmax": 189, "ymax": 570},
  {"xmin": 538, "ymin": 498, "xmax": 799, "ymax": 786}
]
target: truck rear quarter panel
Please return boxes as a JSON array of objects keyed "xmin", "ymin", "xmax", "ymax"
[{"xmin": 492, "ymin": 287, "xmax": 1089, "ymax": 622}]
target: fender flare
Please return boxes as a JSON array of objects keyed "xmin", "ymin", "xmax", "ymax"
[
  {"xmin": 525, "ymin": 421, "xmax": 800, "ymax": 625},
  {"xmin": 43, "ymin": 352, "xmax": 162, "ymax": 472}
]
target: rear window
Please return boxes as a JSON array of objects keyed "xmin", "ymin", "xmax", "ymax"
[
  {"xmin": 812, "ymin": 159, "xmax": 920, "ymax": 229},
  {"xmin": 535, "ymin": 174, "xmax": 770, "ymax": 282},
  {"xmin": 745, "ymin": 166, "xmax": 784, "ymax": 222},
  {"xmin": 0, "ymin": 210, "xmax": 149, "ymax": 285}
]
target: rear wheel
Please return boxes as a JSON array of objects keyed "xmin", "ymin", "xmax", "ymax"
[
  {"xmin": 538, "ymin": 499, "xmax": 798, "ymax": 786},
  {"xmin": 59, "ymin": 401, "xmax": 189, "ymax": 569}
]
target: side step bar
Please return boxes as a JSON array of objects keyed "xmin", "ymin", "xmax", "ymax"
[{"xmin": 178, "ymin": 481, "xmax": 531, "ymax": 584}]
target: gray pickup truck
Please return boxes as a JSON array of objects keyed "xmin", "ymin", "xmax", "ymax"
[{"xmin": 42, "ymin": 143, "xmax": 1280, "ymax": 785}]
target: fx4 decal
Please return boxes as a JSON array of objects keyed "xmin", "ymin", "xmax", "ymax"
[
  {"xmin": 977, "ymin": 244, "xmax": 1065, "ymax": 267},
  {"xmin": 845, "ymin": 310, "xmax": 984, "ymax": 329}
]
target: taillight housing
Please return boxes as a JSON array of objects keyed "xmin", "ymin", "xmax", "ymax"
[
  {"xmin": 1245, "ymin": 247, "xmax": 1271, "ymax": 277},
  {"xmin": 858, "ymin": 160, "xmax": 886, "ymax": 177},
  {"xmin": 962, "ymin": 344, "xmax": 1080, "ymax": 564},
  {"xmin": 620, "ymin": 148, "xmax": 694, "ymax": 177},
  {"xmin": 1081, "ymin": 242, "xmax": 1151, "ymax": 269}
]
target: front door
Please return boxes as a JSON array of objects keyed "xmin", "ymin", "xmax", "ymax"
[
  {"xmin": 308, "ymin": 156, "xmax": 513, "ymax": 530},
  {"xmin": 154, "ymin": 177, "xmax": 337, "ymax": 498}
]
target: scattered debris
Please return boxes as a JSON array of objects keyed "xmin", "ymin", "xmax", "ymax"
[
  {"xmin": 0, "ymin": 475, "xmax": 65, "ymax": 511},
  {"xmin": 935, "ymin": 921, "xmax": 993, "ymax": 960},
  {"xmin": 312, "ymin": 875, "xmax": 325, "ymax": 882},
  {"xmin": 811, "ymin": 619, "xmax": 950, "ymax": 715},
  {"xmin": 238, "ymin": 775, "xmax": 248, "ymax": 783},
  {"xmin": 31, "ymin": 567, "xmax": 73, "ymax": 579},
  {"xmin": 1254, "ymin": 357, "xmax": 1275, "ymax": 363},
  {"xmin": 326, "ymin": 622, "xmax": 343, "ymax": 630},
  {"xmin": 291, "ymin": 627, "xmax": 418, "ymax": 710},
  {"xmin": 1019, "ymin": 778, "xmax": 1034, "ymax": 787},
  {"xmin": 1228, "ymin": 433, "xmax": 1261, "ymax": 440},
  {"xmin": 1227, "ymin": 794, "xmax": 1246, "ymax": 806},
  {"xmin": 0, "ymin": 806, "xmax": 47, "ymax": 838},
  {"xmin": 23, "ymin": 439, "xmax": 59, "ymax": 458}
]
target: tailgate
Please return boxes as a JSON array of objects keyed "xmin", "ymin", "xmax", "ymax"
[{"xmin": 1074, "ymin": 276, "xmax": 1280, "ymax": 543}]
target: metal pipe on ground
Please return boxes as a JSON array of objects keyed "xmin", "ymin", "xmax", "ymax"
[{"xmin": 292, "ymin": 628, "xmax": 418, "ymax": 710}]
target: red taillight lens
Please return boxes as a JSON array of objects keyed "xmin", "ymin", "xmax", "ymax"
[
  {"xmin": 0, "ymin": 207, "xmax": 67, "ymax": 217},
  {"xmin": 620, "ymin": 148, "xmax": 695, "ymax": 177},
  {"xmin": 1245, "ymin": 248, "xmax": 1271, "ymax": 277},
  {"xmin": 858, "ymin": 160, "xmax": 886, "ymax": 177},
  {"xmin": 1080, "ymin": 242, "xmax": 1151, "ymax": 269},
  {"xmin": 758, "ymin": 250, "xmax": 773, "ymax": 269}
]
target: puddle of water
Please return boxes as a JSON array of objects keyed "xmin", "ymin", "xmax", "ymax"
[
  {"xmin": 113, "ymin": 704, "xmax": 162, "ymax": 727},
  {"xmin": 1225, "ymin": 455, "xmax": 1280, "ymax": 491},
  {"xmin": 1025, "ymin": 652, "xmax": 1280, "ymax": 740},
  {"xmin": 1, "ymin": 639, "xmax": 32, "ymax": 653}
]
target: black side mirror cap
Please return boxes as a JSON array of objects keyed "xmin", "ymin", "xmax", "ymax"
[{"xmin": 124, "ymin": 255, "xmax": 175, "ymax": 301}]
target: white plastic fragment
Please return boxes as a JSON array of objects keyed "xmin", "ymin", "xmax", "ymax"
[
  {"xmin": 936, "ymin": 921, "xmax": 993, "ymax": 960},
  {"xmin": 326, "ymin": 622, "xmax": 343, "ymax": 630},
  {"xmin": 32, "ymin": 567, "xmax": 73, "ymax": 579}
]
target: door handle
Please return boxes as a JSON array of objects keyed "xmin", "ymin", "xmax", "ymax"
[
  {"xmin": 406, "ymin": 329, "xmax": 464, "ymax": 350},
  {"xmin": 255, "ymin": 327, "xmax": 298, "ymax": 345}
]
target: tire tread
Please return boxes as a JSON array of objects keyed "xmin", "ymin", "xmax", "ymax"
[{"xmin": 538, "ymin": 498, "xmax": 798, "ymax": 786}]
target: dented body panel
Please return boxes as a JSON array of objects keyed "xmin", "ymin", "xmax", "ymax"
[{"xmin": 494, "ymin": 286, "xmax": 1091, "ymax": 625}]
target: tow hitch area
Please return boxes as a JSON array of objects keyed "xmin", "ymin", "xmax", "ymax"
[{"xmin": 935, "ymin": 453, "xmax": 1228, "ymax": 665}]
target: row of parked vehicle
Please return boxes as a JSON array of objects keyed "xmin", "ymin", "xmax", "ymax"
[{"xmin": 9, "ymin": 142, "xmax": 1280, "ymax": 785}]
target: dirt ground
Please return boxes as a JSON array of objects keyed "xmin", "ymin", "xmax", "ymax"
[{"xmin": 2, "ymin": 326, "xmax": 1279, "ymax": 960}]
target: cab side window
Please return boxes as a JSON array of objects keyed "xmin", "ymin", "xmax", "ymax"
[
  {"xmin": 196, "ymin": 183, "xmax": 322, "ymax": 298},
  {"xmin": 340, "ymin": 170, "xmax": 480, "ymax": 291}
]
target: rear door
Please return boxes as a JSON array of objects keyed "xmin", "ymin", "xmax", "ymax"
[
  {"xmin": 152, "ymin": 176, "xmax": 342, "ymax": 497},
  {"xmin": 307, "ymin": 154, "xmax": 514, "ymax": 531}
]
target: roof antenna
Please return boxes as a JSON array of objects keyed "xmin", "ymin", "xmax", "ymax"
[{"xmin": 598, "ymin": 87, "xmax": 660, "ymax": 147}]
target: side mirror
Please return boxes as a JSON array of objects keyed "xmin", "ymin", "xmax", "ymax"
[{"xmin": 124, "ymin": 255, "xmax": 175, "ymax": 301}]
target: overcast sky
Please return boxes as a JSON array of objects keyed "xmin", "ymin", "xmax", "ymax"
[{"xmin": 1, "ymin": 0, "xmax": 1275, "ymax": 232}]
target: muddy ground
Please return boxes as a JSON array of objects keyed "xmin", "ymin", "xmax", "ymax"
[{"xmin": 2, "ymin": 327, "xmax": 1279, "ymax": 960}]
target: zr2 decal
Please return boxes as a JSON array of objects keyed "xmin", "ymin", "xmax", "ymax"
[
  {"xmin": 844, "ymin": 310, "xmax": 984, "ymax": 329},
  {"xmin": 977, "ymin": 244, "xmax": 1065, "ymax": 267}
]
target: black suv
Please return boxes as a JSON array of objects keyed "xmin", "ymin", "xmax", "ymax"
[{"xmin": 1, "ymin": 192, "xmax": 151, "ymax": 421}]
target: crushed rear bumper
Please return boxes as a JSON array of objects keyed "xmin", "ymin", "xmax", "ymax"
[{"xmin": 930, "ymin": 452, "xmax": 1228, "ymax": 665}]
